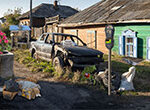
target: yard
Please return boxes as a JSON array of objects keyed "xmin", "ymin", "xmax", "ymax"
[
  {"xmin": 0, "ymin": 49, "xmax": 150, "ymax": 110},
  {"xmin": 13, "ymin": 49, "xmax": 150, "ymax": 93}
]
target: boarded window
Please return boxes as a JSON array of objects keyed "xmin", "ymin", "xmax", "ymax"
[{"xmin": 87, "ymin": 31, "xmax": 97, "ymax": 49}]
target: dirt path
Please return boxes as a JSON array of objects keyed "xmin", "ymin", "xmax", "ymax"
[
  {"xmin": 0, "ymin": 61, "xmax": 150, "ymax": 110},
  {"xmin": 14, "ymin": 61, "xmax": 56, "ymax": 82}
]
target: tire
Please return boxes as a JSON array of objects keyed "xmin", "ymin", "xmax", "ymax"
[
  {"xmin": 32, "ymin": 51, "xmax": 37, "ymax": 59},
  {"xmin": 52, "ymin": 56, "xmax": 64, "ymax": 72}
]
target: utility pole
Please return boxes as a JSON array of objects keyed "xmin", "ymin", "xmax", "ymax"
[{"xmin": 28, "ymin": 0, "xmax": 32, "ymax": 48}]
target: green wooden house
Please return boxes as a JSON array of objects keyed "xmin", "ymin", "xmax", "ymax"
[
  {"xmin": 113, "ymin": 24, "xmax": 150, "ymax": 59},
  {"xmin": 104, "ymin": 0, "xmax": 150, "ymax": 60}
]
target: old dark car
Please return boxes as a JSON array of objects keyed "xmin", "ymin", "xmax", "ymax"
[{"xmin": 30, "ymin": 33, "xmax": 104, "ymax": 70}]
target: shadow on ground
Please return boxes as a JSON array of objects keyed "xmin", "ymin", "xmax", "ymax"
[{"xmin": 0, "ymin": 81, "xmax": 150, "ymax": 110}]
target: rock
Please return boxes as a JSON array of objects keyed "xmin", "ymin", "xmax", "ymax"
[
  {"xmin": 0, "ymin": 77, "xmax": 6, "ymax": 86},
  {"xmin": 95, "ymin": 69, "xmax": 121, "ymax": 91},
  {"xmin": 4, "ymin": 79, "xmax": 19, "ymax": 92},
  {"xmin": 3, "ymin": 90, "xmax": 18, "ymax": 101}
]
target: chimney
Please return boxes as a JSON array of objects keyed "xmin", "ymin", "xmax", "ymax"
[{"xmin": 54, "ymin": 0, "xmax": 58, "ymax": 8}]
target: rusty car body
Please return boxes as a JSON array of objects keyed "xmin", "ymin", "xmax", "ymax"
[{"xmin": 30, "ymin": 33, "xmax": 104, "ymax": 69}]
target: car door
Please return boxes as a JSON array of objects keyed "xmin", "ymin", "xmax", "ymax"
[
  {"xmin": 42, "ymin": 33, "xmax": 53, "ymax": 61},
  {"xmin": 35, "ymin": 33, "xmax": 47, "ymax": 59}
]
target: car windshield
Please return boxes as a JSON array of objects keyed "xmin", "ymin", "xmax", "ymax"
[{"xmin": 53, "ymin": 34, "xmax": 86, "ymax": 46}]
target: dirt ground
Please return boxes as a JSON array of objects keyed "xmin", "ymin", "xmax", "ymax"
[{"xmin": 0, "ymin": 61, "xmax": 150, "ymax": 110}]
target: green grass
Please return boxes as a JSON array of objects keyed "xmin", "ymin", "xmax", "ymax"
[
  {"xmin": 13, "ymin": 49, "xmax": 150, "ymax": 95},
  {"xmin": 13, "ymin": 49, "xmax": 55, "ymax": 75}
]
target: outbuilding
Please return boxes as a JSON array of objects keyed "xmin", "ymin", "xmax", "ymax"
[{"xmin": 18, "ymin": 0, "xmax": 78, "ymax": 39}]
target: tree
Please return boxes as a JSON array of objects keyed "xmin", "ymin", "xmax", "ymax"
[
  {"xmin": 1, "ymin": 7, "xmax": 22, "ymax": 37},
  {"xmin": 4, "ymin": 7, "xmax": 22, "ymax": 25}
]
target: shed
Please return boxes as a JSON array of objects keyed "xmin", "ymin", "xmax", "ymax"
[
  {"xmin": 9, "ymin": 25, "xmax": 31, "ymax": 48},
  {"xmin": 19, "ymin": 1, "xmax": 78, "ymax": 38}
]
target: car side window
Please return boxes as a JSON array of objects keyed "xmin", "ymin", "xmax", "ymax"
[
  {"xmin": 54, "ymin": 35, "xmax": 64, "ymax": 43},
  {"xmin": 40, "ymin": 34, "xmax": 47, "ymax": 41},
  {"xmin": 45, "ymin": 34, "xmax": 53, "ymax": 44}
]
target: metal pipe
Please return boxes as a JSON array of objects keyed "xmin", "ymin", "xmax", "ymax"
[{"xmin": 108, "ymin": 49, "xmax": 111, "ymax": 95}]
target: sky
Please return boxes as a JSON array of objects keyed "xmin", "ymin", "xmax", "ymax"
[{"xmin": 0, "ymin": 0, "xmax": 101, "ymax": 17}]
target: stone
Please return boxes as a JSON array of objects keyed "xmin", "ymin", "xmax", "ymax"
[
  {"xmin": 3, "ymin": 90, "xmax": 18, "ymax": 100},
  {"xmin": 0, "ymin": 52, "xmax": 14, "ymax": 78},
  {"xmin": 4, "ymin": 79, "xmax": 19, "ymax": 92},
  {"xmin": 3, "ymin": 85, "xmax": 18, "ymax": 100}
]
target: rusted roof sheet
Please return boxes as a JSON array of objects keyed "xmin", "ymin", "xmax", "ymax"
[
  {"xmin": 61, "ymin": 0, "xmax": 150, "ymax": 26},
  {"xmin": 19, "ymin": 3, "xmax": 78, "ymax": 20}
]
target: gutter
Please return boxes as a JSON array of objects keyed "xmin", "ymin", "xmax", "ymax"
[
  {"xmin": 59, "ymin": 19, "xmax": 150, "ymax": 28},
  {"xmin": 58, "ymin": 22, "xmax": 117, "ymax": 28}
]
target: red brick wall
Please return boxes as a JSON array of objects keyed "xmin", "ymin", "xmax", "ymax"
[{"xmin": 63, "ymin": 26, "xmax": 108, "ymax": 54}]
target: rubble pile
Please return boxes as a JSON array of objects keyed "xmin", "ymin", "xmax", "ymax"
[
  {"xmin": 1, "ymin": 78, "xmax": 41, "ymax": 100},
  {"xmin": 95, "ymin": 66, "xmax": 136, "ymax": 92}
]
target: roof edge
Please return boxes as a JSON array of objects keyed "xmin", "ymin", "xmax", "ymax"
[{"xmin": 59, "ymin": 19, "xmax": 150, "ymax": 28}]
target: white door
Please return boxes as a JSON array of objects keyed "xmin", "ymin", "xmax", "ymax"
[{"xmin": 147, "ymin": 37, "xmax": 150, "ymax": 60}]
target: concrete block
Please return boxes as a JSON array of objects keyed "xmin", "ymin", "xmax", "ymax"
[{"xmin": 0, "ymin": 52, "xmax": 14, "ymax": 78}]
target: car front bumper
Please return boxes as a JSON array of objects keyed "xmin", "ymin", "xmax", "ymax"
[{"xmin": 68, "ymin": 56, "xmax": 104, "ymax": 67}]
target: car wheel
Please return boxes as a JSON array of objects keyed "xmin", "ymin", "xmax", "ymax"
[
  {"xmin": 32, "ymin": 51, "xmax": 37, "ymax": 59},
  {"xmin": 52, "ymin": 56, "xmax": 64, "ymax": 73}
]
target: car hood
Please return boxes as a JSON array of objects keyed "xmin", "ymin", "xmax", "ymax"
[{"xmin": 63, "ymin": 46, "xmax": 103, "ymax": 57}]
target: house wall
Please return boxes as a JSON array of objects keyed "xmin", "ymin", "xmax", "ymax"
[
  {"xmin": 20, "ymin": 18, "xmax": 45, "ymax": 27},
  {"xmin": 113, "ymin": 24, "xmax": 150, "ymax": 59},
  {"xmin": 20, "ymin": 19, "xmax": 30, "ymax": 26},
  {"xmin": 63, "ymin": 26, "xmax": 108, "ymax": 54},
  {"xmin": 46, "ymin": 23, "xmax": 59, "ymax": 33},
  {"xmin": 20, "ymin": 18, "xmax": 45, "ymax": 39},
  {"xmin": 32, "ymin": 18, "xmax": 45, "ymax": 27}
]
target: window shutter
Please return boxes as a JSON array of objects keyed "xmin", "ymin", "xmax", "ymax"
[
  {"xmin": 119, "ymin": 36, "xmax": 123, "ymax": 55},
  {"xmin": 133, "ymin": 37, "xmax": 137, "ymax": 58},
  {"xmin": 147, "ymin": 37, "xmax": 150, "ymax": 60}
]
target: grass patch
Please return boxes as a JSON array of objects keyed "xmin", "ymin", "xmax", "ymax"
[
  {"xmin": 13, "ymin": 49, "xmax": 150, "ymax": 95},
  {"xmin": 13, "ymin": 49, "xmax": 55, "ymax": 75}
]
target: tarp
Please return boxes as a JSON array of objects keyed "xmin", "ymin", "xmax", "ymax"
[{"xmin": 9, "ymin": 25, "xmax": 31, "ymax": 31}]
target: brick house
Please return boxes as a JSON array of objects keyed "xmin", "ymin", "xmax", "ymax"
[
  {"xmin": 59, "ymin": 0, "xmax": 150, "ymax": 59},
  {"xmin": 18, "ymin": 1, "xmax": 78, "ymax": 38}
]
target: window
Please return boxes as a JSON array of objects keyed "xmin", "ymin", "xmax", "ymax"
[
  {"xmin": 40, "ymin": 34, "xmax": 47, "ymax": 41},
  {"xmin": 54, "ymin": 35, "xmax": 64, "ymax": 43},
  {"xmin": 126, "ymin": 37, "xmax": 134, "ymax": 57},
  {"xmin": 119, "ymin": 29, "xmax": 137, "ymax": 58},
  {"xmin": 53, "ymin": 34, "xmax": 85, "ymax": 46},
  {"xmin": 45, "ymin": 34, "xmax": 52, "ymax": 44},
  {"xmin": 87, "ymin": 30, "xmax": 97, "ymax": 49}
]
